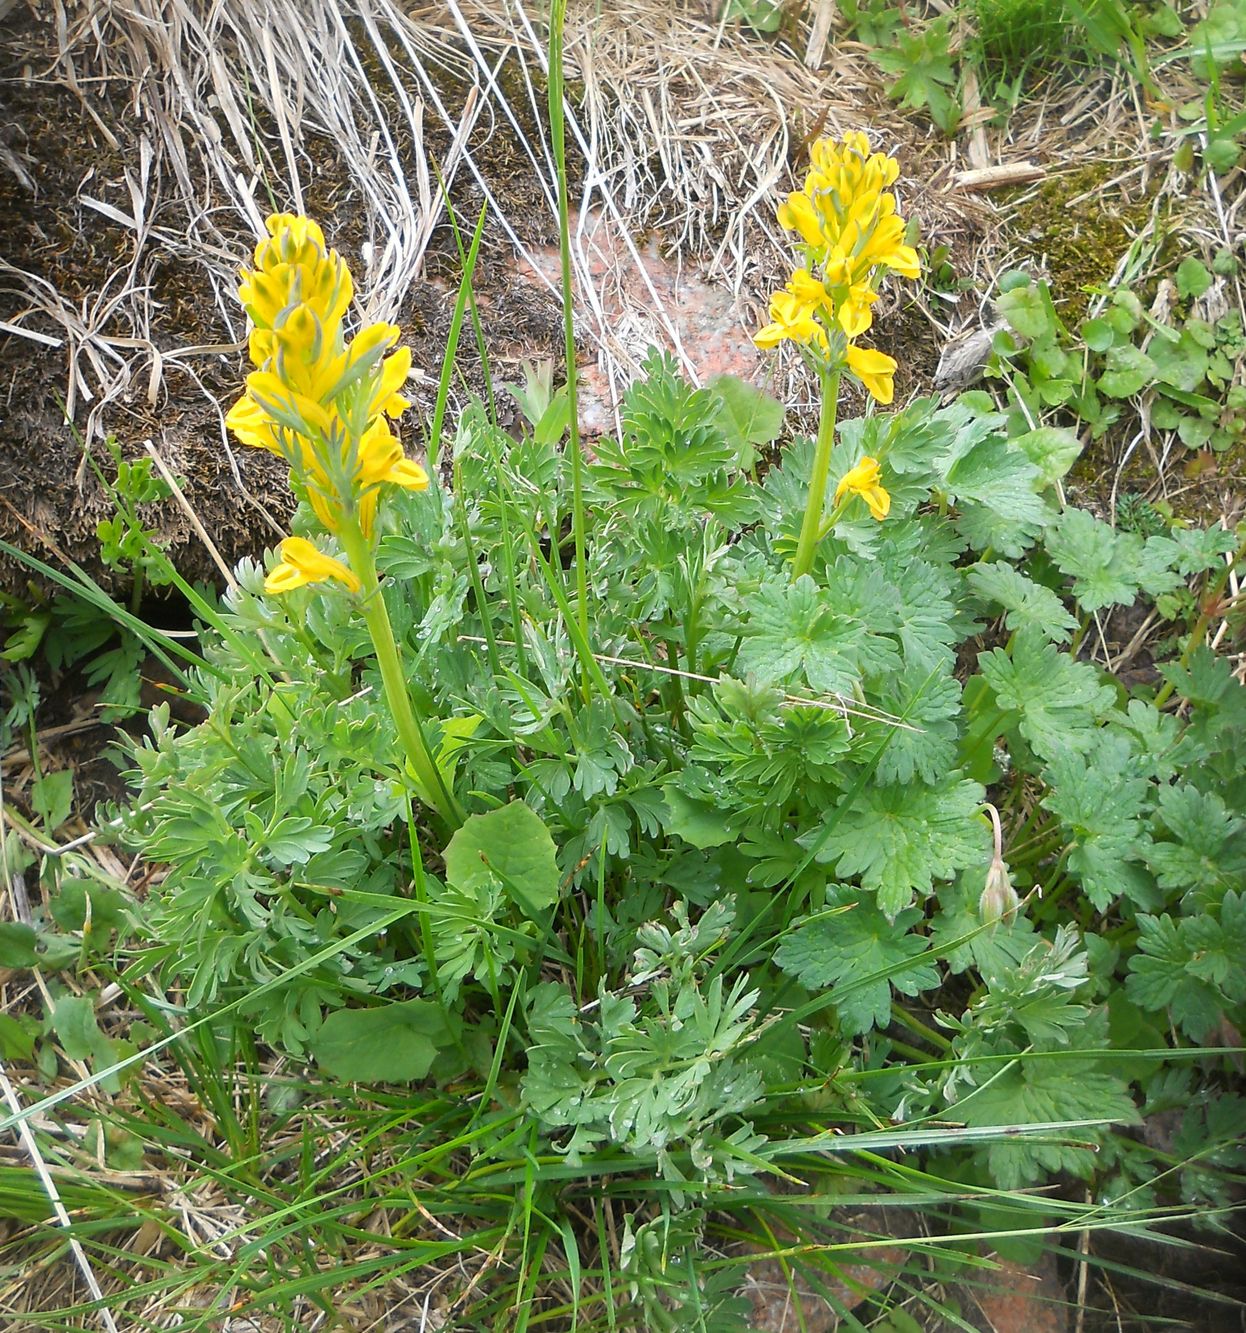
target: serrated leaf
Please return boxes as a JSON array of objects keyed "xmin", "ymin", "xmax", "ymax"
[
  {"xmin": 445, "ymin": 800, "xmax": 560, "ymax": 920},
  {"xmin": 708, "ymin": 374, "xmax": 783, "ymax": 460},
  {"xmin": 309, "ymin": 1000, "xmax": 456, "ymax": 1083},
  {"xmin": 956, "ymin": 500, "xmax": 1049, "ymax": 559},
  {"xmin": 1170, "ymin": 523, "xmax": 1238, "ymax": 576},
  {"xmin": 1126, "ymin": 914, "xmax": 1227, "ymax": 1040},
  {"xmin": 956, "ymin": 1058, "xmax": 1139, "ymax": 1189},
  {"xmin": 737, "ymin": 573, "xmax": 900, "ymax": 696},
  {"xmin": 1149, "ymin": 784, "xmax": 1246, "ymax": 904},
  {"xmin": 886, "ymin": 559, "xmax": 960, "ymax": 672},
  {"xmin": 872, "ymin": 19, "xmax": 960, "ymax": 132},
  {"xmin": 978, "ymin": 629, "xmax": 1116, "ymax": 761},
  {"xmin": 813, "ymin": 777, "xmax": 987, "ymax": 917},
  {"xmin": 1045, "ymin": 507, "xmax": 1141, "ymax": 611},
  {"xmin": 1013, "ymin": 426, "xmax": 1082, "ymax": 486},
  {"xmin": 873, "ymin": 670, "xmax": 962, "ymax": 786},
  {"xmin": 1043, "ymin": 734, "xmax": 1155, "ymax": 911},
  {"xmin": 967, "ymin": 562, "xmax": 1078, "ymax": 644},
  {"xmin": 774, "ymin": 892, "xmax": 939, "ymax": 1034},
  {"xmin": 942, "ymin": 434, "xmax": 1046, "ymax": 525}
]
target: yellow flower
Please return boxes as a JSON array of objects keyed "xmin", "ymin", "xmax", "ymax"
[
  {"xmin": 776, "ymin": 190, "xmax": 827, "ymax": 249},
  {"xmin": 264, "ymin": 537, "xmax": 362, "ymax": 595},
  {"xmin": 763, "ymin": 132, "xmax": 920, "ymax": 366},
  {"xmin": 834, "ymin": 455, "xmax": 891, "ymax": 521},
  {"xmin": 771, "ymin": 132, "xmax": 920, "ymax": 346},
  {"xmin": 227, "ymin": 214, "xmax": 425, "ymax": 539},
  {"xmin": 787, "ymin": 268, "xmax": 831, "ymax": 310},
  {"xmin": 754, "ymin": 288, "xmax": 829, "ymax": 351},
  {"xmin": 239, "ymin": 215, "xmax": 353, "ymax": 370},
  {"xmin": 844, "ymin": 344, "xmax": 897, "ymax": 405},
  {"xmin": 835, "ymin": 283, "xmax": 877, "ymax": 338}
]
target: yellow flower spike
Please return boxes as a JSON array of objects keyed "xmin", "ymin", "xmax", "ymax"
[
  {"xmin": 229, "ymin": 214, "xmax": 427, "ymax": 542},
  {"xmin": 834, "ymin": 455, "xmax": 891, "ymax": 521},
  {"xmin": 238, "ymin": 215, "xmax": 354, "ymax": 370},
  {"xmin": 264, "ymin": 536, "xmax": 362, "ymax": 595},
  {"xmin": 844, "ymin": 344, "xmax": 897, "ymax": 405},
  {"xmin": 253, "ymin": 214, "xmax": 327, "ymax": 270}
]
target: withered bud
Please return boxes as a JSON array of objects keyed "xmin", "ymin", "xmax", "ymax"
[{"xmin": 978, "ymin": 857, "xmax": 1020, "ymax": 930}]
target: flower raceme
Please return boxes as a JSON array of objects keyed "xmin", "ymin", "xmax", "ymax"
[
  {"xmin": 226, "ymin": 214, "xmax": 429, "ymax": 575},
  {"xmin": 755, "ymin": 132, "xmax": 919, "ymax": 405},
  {"xmin": 228, "ymin": 215, "xmax": 463, "ymax": 832}
]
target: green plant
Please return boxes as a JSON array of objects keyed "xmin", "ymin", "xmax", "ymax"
[
  {"xmin": 991, "ymin": 269, "xmax": 1246, "ymax": 453},
  {"xmin": 869, "ymin": 14, "xmax": 963, "ymax": 135},
  {"xmin": 971, "ymin": 0, "xmax": 1071, "ymax": 78},
  {"xmin": 99, "ymin": 333, "xmax": 1243, "ymax": 1269},
  {"xmin": 89, "ymin": 436, "xmax": 178, "ymax": 612},
  {"xmin": 0, "ymin": 437, "xmax": 184, "ymax": 729},
  {"xmin": 5, "ymin": 117, "xmax": 1245, "ymax": 1333}
]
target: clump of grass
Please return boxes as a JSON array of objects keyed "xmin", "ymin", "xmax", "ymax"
[{"xmin": 969, "ymin": 0, "xmax": 1078, "ymax": 79}]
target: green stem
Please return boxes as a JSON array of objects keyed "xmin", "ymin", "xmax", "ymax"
[
  {"xmin": 890, "ymin": 1002, "xmax": 952, "ymax": 1053},
  {"xmin": 792, "ymin": 366, "xmax": 841, "ymax": 581},
  {"xmin": 1154, "ymin": 535, "xmax": 1246, "ymax": 708},
  {"xmin": 548, "ymin": 0, "xmax": 590, "ymax": 691},
  {"xmin": 338, "ymin": 520, "xmax": 464, "ymax": 831}
]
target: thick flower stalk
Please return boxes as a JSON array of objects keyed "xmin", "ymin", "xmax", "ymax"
[
  {"xmin": 226, "ymin": 213, "xmax": 462, "ymax": 830},
  {"xmin": 754, "ymin": 132, "xmax": 920, "ymax": 578}
]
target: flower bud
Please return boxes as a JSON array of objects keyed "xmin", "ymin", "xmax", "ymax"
[{"xmin": 978, "ymin": 856, "xmax": 1019, "ymax": 930}]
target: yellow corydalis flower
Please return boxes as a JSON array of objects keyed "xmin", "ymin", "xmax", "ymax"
[
  {"xmin": 226, "ymin": 213, "xmax": 429, "ymax": 539},
  {"xmin": 834, "ymin": 455, "xmax": 891, "ymax": 521},
  {"xmin": 756, "ymin": 132, "xmax": 919, "ymax": 403},
  {"xmin": 265, "ymin": 537, "xmax": 362, "ymax": 595},
  {"xmin": 844, "ymin": 345, "xmax": 897, "ymax": 406},
  {"xmin": 755, "ymin": 274, "xmax": 831, "ymax": 351}
]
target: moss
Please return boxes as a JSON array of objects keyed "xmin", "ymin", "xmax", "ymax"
[{"xmin": 1006, "ymin": 162, "xmax": 1161, "ymax": 324}]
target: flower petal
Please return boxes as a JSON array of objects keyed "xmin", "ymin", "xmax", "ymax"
[
  {"xmin": 844, "ymin": 345, "xmax": 897, "ymax": 405},
  {"xmin": 834, "ymin": 455, "xmax": 891, "ymax": 521}
]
